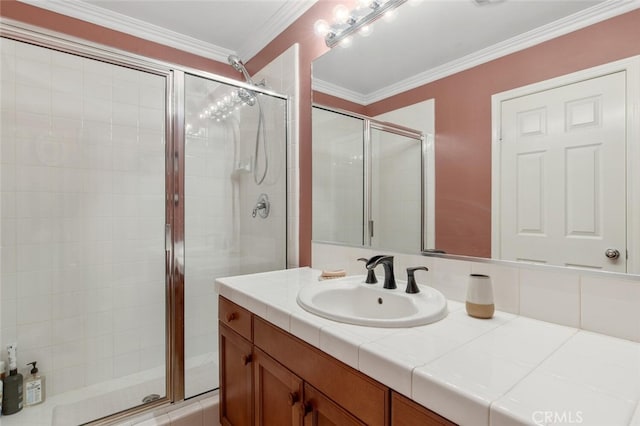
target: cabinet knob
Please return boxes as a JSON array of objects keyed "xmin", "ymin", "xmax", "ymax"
[
  {"xmin": 241, "ymin": 354, "xmax": 252, "ymax": 365},
  {"xmin": 301, "ymin": 402, "xmax": 313, "ymax": 416},
  {"xmin": 226, "ymin": 312, "xmax": 238, "ymax": 322},
  {"xmin": 287, "ymin": 391, "xmax": 299, "ymax": 406}
]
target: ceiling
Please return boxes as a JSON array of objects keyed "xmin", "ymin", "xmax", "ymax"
[{"xmin": 18, "ymin": 0, "xmax": 639, "ymax": 102}]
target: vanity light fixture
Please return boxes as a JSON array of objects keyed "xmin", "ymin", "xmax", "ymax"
[{"xmin": 318, "ymin": 0, "xmax": 407, "ymax": 48}]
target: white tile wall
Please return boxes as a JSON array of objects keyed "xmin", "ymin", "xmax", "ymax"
[
  {"xmin": 519, "ymin": 268, "xmax": 580, "ymax": 328},
  {"xmin": 312, "ymin": 242, "xmax": 640, "ymax": 343},
  {"xmin": 253, "ymin": 43, "xmax": 299, "ymax": 268},
  {"xmin": 1, "ymin": 38, "xmax": 167, "ymax": 397},
  {"xmin": 581, "ymin": 274, "xmax": 640, "ymax": 341}
]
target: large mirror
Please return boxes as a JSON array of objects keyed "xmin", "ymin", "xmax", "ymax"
[{"xmin": 311, "ymin": 0, "xmax": 640, "ymax": 274}]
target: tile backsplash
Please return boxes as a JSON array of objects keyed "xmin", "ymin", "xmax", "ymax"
[{"xmin": 312, "ymin": 242, "xmax": 640, "ymax": 343}]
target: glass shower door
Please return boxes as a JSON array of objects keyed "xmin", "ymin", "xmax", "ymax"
[
  {"xmin": 370, "ymin": 127, "xmax": 422, "ymax": 252},
  {"xmin": 0, "ymin": 37, "xmax": 168, "ymax": 424},
  {"xmin": 182, "ymin": 74, "xmax": 287, "ymax": 398},
  {"xmin": 311, "ymin": 107, "xmax": 365, "ymax": 246}
]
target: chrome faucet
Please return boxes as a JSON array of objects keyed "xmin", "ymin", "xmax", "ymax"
[{"xmin": 365, "ymin": 255, "xmax": 396, "ymax": 289}]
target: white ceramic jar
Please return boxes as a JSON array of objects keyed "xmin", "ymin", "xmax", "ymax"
[{"xmin": 465, "ymin": 274, "xmax": 495, "ymax": 319}]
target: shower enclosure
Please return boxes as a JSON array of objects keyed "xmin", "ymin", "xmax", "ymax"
[
  {"xmin": 0, "ymin": 27, "xmax": 287, "ymax": 425},
  {"xmin": 312, "ymin": 106, "xmax": 423, "ymax": 253}
]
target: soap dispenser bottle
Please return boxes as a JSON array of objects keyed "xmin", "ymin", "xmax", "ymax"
[
  {"xmin": 24, "ymin": 362, "xmax": 45, "ymax": 406},
  {"xmin": 0, "ymin": 360, "xmax": 6, "ymax": 416},
  {"xmin": 2, "ymin": 344, "xmax": 23, "ymax": 415}
]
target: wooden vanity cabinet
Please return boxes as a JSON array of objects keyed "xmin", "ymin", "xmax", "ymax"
[
  {"xmin": 219, "ymin": 296, "xmax": 455, "ymax": 426},
  {"xmin": 253, "ymin": 347, "xmax": 304, "ymax": 426},
  {"xmin": 303, "ymin": 383, "xmax": 366, "ymax": 426},
  {"xmin": 219, "ymin": 323, "xmax": 253, "ymax": 426},
  {"xmin": 252, "ymin": 316, "xmax": 389, "ymax": 426},
  {"xmin": 391, "ymin": 392, "xmax": 456, "ymax": 426}
]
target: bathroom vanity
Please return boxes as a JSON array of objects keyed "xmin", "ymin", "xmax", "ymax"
[
  {"xmin": 219, "ymin": 296, "xmax": 453, "ymax": 425},
  {"xmin": 216, "ymin": 268, "xmax": 640, "ymax": 426}
]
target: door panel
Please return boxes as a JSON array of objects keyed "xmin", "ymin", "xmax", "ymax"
[
  {"xmin": 254, "ymin": 348, "xmax": 303, "ymax": 426},
  {"xmin": 219, "ymin": 324, "xmax": 253, "ymax": 426},
  {"xmin": 500, "ymin": 71, "xmax": 626, "ymax": 272}
]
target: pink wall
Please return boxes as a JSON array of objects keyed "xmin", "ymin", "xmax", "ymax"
[{"xmin": 3, "ymin": 0, "xmax": 639, "ymax": 261}]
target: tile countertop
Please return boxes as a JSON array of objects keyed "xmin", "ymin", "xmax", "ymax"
[{"xmin": 214, "ymin": 267, "xmax": 640, "ymax": 426}]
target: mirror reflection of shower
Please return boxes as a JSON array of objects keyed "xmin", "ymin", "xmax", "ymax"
[{"xmin": 227, "ymin": 55, "xmax": 269, "ymax": 186}]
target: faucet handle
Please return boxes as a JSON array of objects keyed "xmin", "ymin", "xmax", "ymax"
[
  {"xmin": 357, "ymin": 258, "xmax": 378, "ymax": 284},
  {"xmin": 406, "ymin": 266, "xmax": 429, "ymax": 294}
]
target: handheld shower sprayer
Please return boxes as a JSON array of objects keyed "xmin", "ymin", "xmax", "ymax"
[{"xmin": 226, "ymin": 54, "xmax": 269, "ymax": 186}]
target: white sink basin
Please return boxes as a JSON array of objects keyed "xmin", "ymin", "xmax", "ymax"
[{"xmin": 296, "ymin": 276, "xmax": 448, "ymax": 327}]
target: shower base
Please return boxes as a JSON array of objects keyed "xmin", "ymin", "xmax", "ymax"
[{"xmin": 0, "ymin": 353, "xmax": 218, "ymax": 426}]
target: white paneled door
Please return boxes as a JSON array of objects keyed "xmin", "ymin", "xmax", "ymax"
[{"xmin": 499, "ymin": 71, "xmax": 626, "ymax": 272}]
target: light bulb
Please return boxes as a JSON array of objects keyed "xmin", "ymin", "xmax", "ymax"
[
  {"xmin": 333, "ymin": 4, "xmax": 349, "ymax": 23},
  {"xmin": 314, "ymin": 19, "xmax": 330, "ymax": 36},
  {"xmin": 339, "ymin": 36, "xmax": 353, "ymax": 48},
  {"xmin": 383, "ymin": 8, "xmax": 397, "ymax": 21},
  {"xmin": 359, "ymin": 25, "xmax": 372, "ymax": 36}
]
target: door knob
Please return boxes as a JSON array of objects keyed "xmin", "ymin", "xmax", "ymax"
[{"xmin": 605, "ymin": 248, "xmax": 620, "ymax": 259}]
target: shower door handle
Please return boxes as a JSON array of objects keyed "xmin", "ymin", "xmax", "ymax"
[{"xmin": 165, "ymin": 224, "xmax": 172, "ymax": 280}]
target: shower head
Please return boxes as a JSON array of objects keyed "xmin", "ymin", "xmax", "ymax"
[{"xmin": 228, "ymin": 55, "xmax": 254, "ymax": 85}]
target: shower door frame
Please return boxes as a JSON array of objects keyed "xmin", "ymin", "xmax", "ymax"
[{"xmin": 0, "ymin": 18, "xmax": 291, "ymax": 425}]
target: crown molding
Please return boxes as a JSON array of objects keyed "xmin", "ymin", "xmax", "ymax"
[
  {"xmin": 320, "ymin": 0, "xmax": 640, "ymax": 105},
  {"xmin": 312, "ymin": 78, "xmax": 367, "ymax": 105},
  {"xmin": 17, "ymin": 0, "xmax": 235, "ymax": 61},
  {"xmin": 238, "ymin": 0, "xmax": 318, "ymax": 61},
  {"xmin": 17, "ymin": 0, "xmax": 318, "ymax": 64}
]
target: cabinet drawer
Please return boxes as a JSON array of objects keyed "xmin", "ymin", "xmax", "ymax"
[
  {"xmin": 219, "ymin": 296, "xmax": 252, "ymax": 341},
  {"xmin": 391, "ymin": 392, "xmax": 456, "ymax": 426},
  {"xmin": 254, "ymin": 317, "xmax": 389, "ymax": 426}
]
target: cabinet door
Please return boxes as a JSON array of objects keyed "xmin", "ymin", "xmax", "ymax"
[
  {"xmin": 254, "ymin": 317, "xmax": 388, "ymax": 426},
  {"xmin": 302, "ymin": 383, "xmax": 366, "ymax": 426},
  {"xmin": 220, "ymin": 323, "xmax": 253, "ymax": 426},
  {"xmin": 391, "ymin": 392, "xmax": 456, "ymax": 426},
  {"xmin": 254, "ymin": 347, "xmax": 303, "ymax": 426}
]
